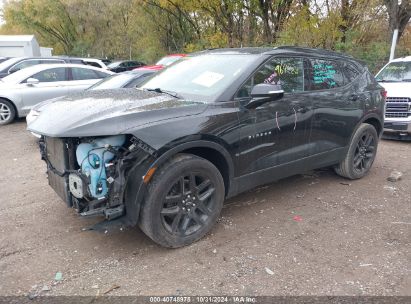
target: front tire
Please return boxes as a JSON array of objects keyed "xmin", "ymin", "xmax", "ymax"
[
  {"xmin": 335, "ymin": 123, "xmax": 378, "ymax": 179},
  {"xmin": 0, "ymin": 99, "xmax": 16, "ymax": 125},
  {"xmin": 139, "ymin": 154, "xmax": 225, "ymax": 248}
]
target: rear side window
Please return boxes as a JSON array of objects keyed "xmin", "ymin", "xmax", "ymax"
[
  {"xmin": 29, "ymin": 68, "xmax": 68, "ymax": 82},
  {"xmin": 71, "ymin": 67, "xmax": 101, "ymax": 80},
  {"xmin": 41, "ymin": 59, "xmax": 64, "ymax": 64},
  {"xmin": 69, "ymin": 59, "xmax": 85, "ymax": 65},
  {"xmin": 94, "ymin": 70, "xmax": 110, "ymax": 78},
  {"xmin": 307, "ymin": 59, "xmax": 344, "ymax": 90}
]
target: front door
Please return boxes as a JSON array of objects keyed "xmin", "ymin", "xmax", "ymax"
[
  {"xmin": 235, "ymin": 57, "xmax": 313, "ymax": 176},
  {"xmin": 19, "ymin": 67, "xmax": 70, "ymax": 115}
]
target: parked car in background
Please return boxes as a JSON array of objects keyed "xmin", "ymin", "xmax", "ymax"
[
  {"xmin": 88, "ymin": 69, "xmax": 155, "ymax": 90},
  {"xmin": 135, "ymin": 53, "xmax": 186, "ymax": 71},
  {"xmin": 100, "ymin": 59, "xmax": 112, "ymax": 65},
  {"xmin": 0, "ymin": 57, "xmax": 85, "ymax": 78},
  {"xmin": 28, "ymin": 47, "xmax": 384, "ymax": 248},
  {"xmin": 82, "ymin": 58, "xmax": 108, "ymax": 69},
  {"xmin": 26, "ymin": 69, "xmax": 156, "ymax": 129},
  {"xmin": 107, "ymin": 60, "xmax": 145, "ymax": 73},
  {"xmin": 0, "ymin": 64, "xmax": 113, "ymax": 125},
  {"xmin": 375, "ymin": 56, "xmax": 411, "ymax": 140}
]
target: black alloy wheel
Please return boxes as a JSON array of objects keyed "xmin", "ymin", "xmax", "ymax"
[
  {"xmin": 161, "ymin": 173, "xmax": 216, "ymax": 236},
  {"xmin": 334, "ymin": 123, "xmax": 379, "ymax": 179},
  {"xmin": 353, "ymin": 130, "xmax": 376, "ymax": 174},
  {"xmin": 139, "ymin": 154, "xmax": 225, "ymax": 248}
]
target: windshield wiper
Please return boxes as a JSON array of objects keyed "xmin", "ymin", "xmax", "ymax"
[
  {"xmin": 145, "ymin": 88, "xmax": 182, "ymax": 99},
  {"xmin": 401, "ymin": 79, "xmax": 411, "ymax": 82}
]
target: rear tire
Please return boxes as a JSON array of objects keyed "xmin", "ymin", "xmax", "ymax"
[
  {"xmin": 139, "ymin": 154, "xmax": 225, "ymax": 248},
  {"xmin": 334, "ymin": 123, "xmax": 378, "ymax": 179},
  {"xmin": 0, "ymin": 99, "xmax": 16, "ymax": 125}
]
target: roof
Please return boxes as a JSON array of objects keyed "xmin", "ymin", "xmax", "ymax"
[
  {"xmin": 197, "ymin": 46, "xmax": 355, "ymax": 60},
  {"xmin": 0, "ymin": 35, "xmax": 36, "ymax": 42}
]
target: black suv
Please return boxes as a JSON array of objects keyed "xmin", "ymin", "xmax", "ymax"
[
  {"xmin": 29, "ymin": 47, "xmax": 385, "ymax": 248},
  {"xmin": 0, "ymin": 57, "xmax": 85, "ymax": 78}
]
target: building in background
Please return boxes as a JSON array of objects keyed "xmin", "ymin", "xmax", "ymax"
[{"xmin": 0, "ymin": 35, "xmax": 53, "ymax": 57}]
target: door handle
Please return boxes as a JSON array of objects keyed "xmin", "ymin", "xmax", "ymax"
[{"xmin": 349, "ymin": 94, "xmax": 359, "ymax": 101}]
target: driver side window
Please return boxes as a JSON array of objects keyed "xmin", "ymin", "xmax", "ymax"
[
  {"xmin": 236, "ymin": 57, "xmax": 305, "ymax": 99},
  {"xmin": 26, "ymin": 68, "xmax": 68, "ymax": 83}
]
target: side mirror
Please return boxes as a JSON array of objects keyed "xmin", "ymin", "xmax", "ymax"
[
  {"xmin": 245, "ymin": 83, "xmax": 284, "ymax": 109},
  {"xmin": 26, "ymin": 78, "xmax": 40, "ymax": 86}
]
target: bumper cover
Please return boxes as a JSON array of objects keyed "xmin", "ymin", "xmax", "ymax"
[{"xmin": 384, "ymin": 117, "xmax": 411, "ymax": 133}]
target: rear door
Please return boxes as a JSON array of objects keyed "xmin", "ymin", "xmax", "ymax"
[
  {"xmin": 306, "ymin": 58, "xmax": 365, "ymax": 154},
  {"xmin": 68, "ymin": 67, "xmax": 108, "ymax": 92},
  {"xmin": 19, "ymin": 67, "xmax": 70, "ymax": 113}
]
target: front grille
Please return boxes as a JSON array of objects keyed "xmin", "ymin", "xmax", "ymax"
[
  {"xmin": 386, "ymin": 97, "xmax": 410, "ymax": 103},
  {"xmin": 385, "ymin": 97, "xmax": 410, "ymax": 118},
  {"xmin": 386, "ymin": 113, "xmax": 408, "ymax": 118}
]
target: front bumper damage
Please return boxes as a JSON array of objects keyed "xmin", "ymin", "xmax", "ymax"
[{"xmin": 39, "ymin": 136, "xmax": 157, "ymax": 230}]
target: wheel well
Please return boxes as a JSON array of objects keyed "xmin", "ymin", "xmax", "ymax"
[
  {"xmin": 0, "ymin": 97, "xmax": 18, "ymax": 117},
  {"xmin": 181, "ymin": 147, "xmax": 230, "ymax": 196},
  {"xmin": 363, "ymin": 117, "xmax": 382, "ymax": 136}
]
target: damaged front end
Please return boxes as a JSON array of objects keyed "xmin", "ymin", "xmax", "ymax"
[{"xmin": 39, "ymin": 135, "xmax": 157, "ymax": 227}]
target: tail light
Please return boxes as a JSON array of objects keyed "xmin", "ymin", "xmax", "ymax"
[{"xmin": 381, "ymin": 90, "xmax": 387, "ymax": 100}]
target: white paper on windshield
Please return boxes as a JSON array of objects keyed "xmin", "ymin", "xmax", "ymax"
[{"xmin": 192, "ymin": 71, "xmax": 224, "ymax": 87}]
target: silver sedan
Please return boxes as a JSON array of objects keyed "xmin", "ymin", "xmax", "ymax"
[{"xmin": 0, "ymin": 63, "xmax": 114, "ymax": 125}]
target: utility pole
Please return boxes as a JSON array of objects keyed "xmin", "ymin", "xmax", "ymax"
[{"xmin": 389, "ymin": 29, "xmax": 399, "ymax": 61}]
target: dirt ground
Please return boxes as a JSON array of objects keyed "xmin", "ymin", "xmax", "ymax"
[{"xmin": 0, "ymin": 120, "xmax": 410, "ymax": 297}]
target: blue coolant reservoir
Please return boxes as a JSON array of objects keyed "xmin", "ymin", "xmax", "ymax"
[{"xmin": 76, "ymin": 135, "xmax": 126, "ymax": 198}]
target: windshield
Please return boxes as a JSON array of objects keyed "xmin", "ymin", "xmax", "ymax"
[
  {"xmin": 156, "ymin": 56, "xmax": 183, "ymax": 66},
  {"xmin": 88, "ymin": 73, "xmax": 135, "ymax": 90},
  {"xmin": 376, "ymin": 61, "xmax": 411, "ymax": 82},
  {"xmin": 141, "ymin": 54, "xmax": 259, "ymax": 102}
]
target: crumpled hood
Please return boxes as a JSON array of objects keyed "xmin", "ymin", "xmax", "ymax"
[
  {"xmin": 28, "ymin": 88, "xmax": 208, "ymax": 137},
  {"xmin": 378, "ymin": 82, "xmax": 411, "ymax": 98}
]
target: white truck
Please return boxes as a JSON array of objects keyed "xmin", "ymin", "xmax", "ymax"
[{"xmin": 376, "ymin": 56, "xmax": 411, "ymax": 139}]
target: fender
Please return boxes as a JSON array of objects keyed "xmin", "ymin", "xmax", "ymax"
[
  {"xmin": 356, "ymin": 112, "xmax": 383, "ymax": 137},
  {"xmin": 123, "ymin": 139, "xmax": 235, "ymax": 226},
  {"xmin": 0, "ymin": 96, "xmax": 21, "ymax": 116},
  {"xmin": 148, "ymin": 139, "xmax": 235, "ymax": 183}
]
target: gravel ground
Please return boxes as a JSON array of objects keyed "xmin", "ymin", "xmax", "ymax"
[{"xmin": 0, "ymin": 120, "xmax": 410, "ymax": 297}]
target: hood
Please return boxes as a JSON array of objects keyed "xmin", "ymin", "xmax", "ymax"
[
  {"xmin": 378, "ymin": 82, "xmax": 411, "ymax": 98},
  {"xmin": 28, "ymin": 88, "xmax": 208, "ymax": 137}
]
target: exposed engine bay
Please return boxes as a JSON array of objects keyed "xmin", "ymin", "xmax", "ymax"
[
  {"xmin": 69, "ymin": 135, "xmax": 126, "ymax": 200},
  {"xmin": 39, "ymin": 135, "xmax": 157, "ymax": 225}
]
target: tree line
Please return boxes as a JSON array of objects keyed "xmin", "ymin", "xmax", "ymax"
[{"xmin": 1, "ymin": 0, "xmax": 410, "ymax": 72}]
